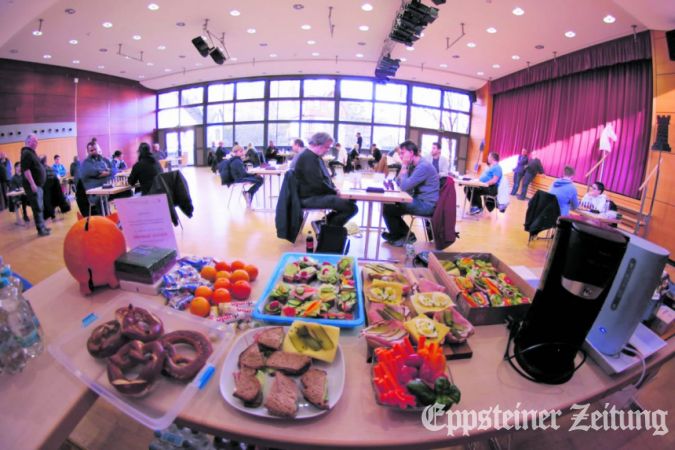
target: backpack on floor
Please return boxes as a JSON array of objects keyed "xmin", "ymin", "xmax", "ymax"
[{"xmin": 316, "ymin": 224, "xmax": 350, "ymax": 255}]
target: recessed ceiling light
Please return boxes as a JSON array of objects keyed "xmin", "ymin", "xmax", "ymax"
[
  {"xmin": 452, "ymin": 54, "xmax": 460, "ymax": 59},
  {"xmin": 565, "ymin": 31, "xmax": 576, "ymax": 38},
  {"xmin": 69, "ymin": 39, "xmax": 78, "ymax": 45},
  {"xmin": 603, "ymin": 15, "xmax": 616, "ymax": 24},
  {"xmin": 362, "ymin": 3, "xmax": 373, "ymax": 12},
  {"xmin": 99, "ymin": 48, "xmax": 108, "ymax": 52},
  {"xmin": 512, "ymin": 7, "xmax": 525, "ymax": 16},
  {"xmin": 359, "ymin": 25, "xmax": 369, "ymax": 31},
  {"xmin": 486, "ymin": 27, "xmax": 497, "ymax": 34},
  {"xmin": 102, "ymin": 22, "xmax": 113, "ymax": 28},
  {"xmin": 139, "ymin": 75, "xmax": 145, "ymax": 79},
  {"xmin": 176, "ymin": 22, "xmax": 185, "ymax": 27},
  {"xmin": 230, "ymin": 10, "xmax": 240, "ymax": 16},
  {"xmin": 357, "ymin": 41, "xmax": 366, "ymax": 46},
  {"xmin": 420, "ymin": 32, "xmax": 425, "ymax": 38},
  {"xmin": 301, "ymin": 24, "xmax": 311, "ymax": 30},
  {"xmin": 164, "ymin": 68, "xmax": 172, "ymax": 72},
  {"xmin": 492, "ymin": 64, "xmax": 500, "ymax": 68},
  {"xmin": 477, "ymin": 71, "xmax": 484, "ymax": 76},
  {"xmin": 439, "ymin": 63, "xmax": 447, "ymax": 68},
  {"xmin": 312, "ymin": 52, "xmax": 320, "ymax": 56},
  {"xmin": 72, "ymin": 60, "xmax": 79, "ymax": 64},
  {"xmin": 307, "ymin": 40, "xmax": 316, "ymax": 45},
  {"xmin": 230, "ymin": 57, "xmax": 238, "ymax": 61},
  {"xmin": 195, "ymin": 62, "xmax": 202, "ymax": 66},
  {"xmin": 157, "ymin": 45, "xmax": 166, "ymax": 50},
  {"xmin": 147, "ymin": 62, "xmax": 154, "ymax": 66},
  {"xmin": 64, "ymin": 8, "xmax": 76, "ymax": 14},
  {"xmin": 120, "ymin": 70, "xmax": 126, "ymax": 74},
  {"xmin": 270, "ymin": 53, "xmax": 277, "ymax": 58},
  {"xmin": 33, "ymin": 30, "xmax": 43, "ymax": 37},
  {"xmin": 293, "ymin": 4, "xmax": 304, "ymax": 10},
  {"xmin": 247, "ymin": 28, "xmax": 256, "ymax": 34},
  {"xmin": 356, "ymin": 53, "xmax": 364, "ymax": 58},
  {"xmin": 512, "ymin": 55, "xmax": 520, "ymax": 60},
  {"xmin": 400, "ymin": 57, "xmax": 407, "ymax": 62},
  {"xmin": 179, "ymin": 55, "xmax": 186, "ymax": 58},
  {"xmin": 406, "ymin": 46, "xmax": 415, "ymax": 51},
  {"xmin": 148, "ymin": 3, "xmax": 159, "ymax": 10},
  {"xmin": 9, "ymin": 49, "xmax": 18, "ymax": 54},
  {"xmin": 259, "ymin": 43, "xmax": 268, "ymax": 47},
  {"xmin": 535, "ymin": 44, "xmax": 545, "ymax": 49},
  {"xmin": 97, "ymin": 65, "xmax": 105, "ymax": 69},
  {"xmin": 467, "ymin": 42, "xmax": 476, "ymax": 48},
  {"xmin": 43, "ymin": 54, "xmax": 51, "ymax": 59},
  {"xmin": 133, "ymin": 35, "xmax": 142, "ymax": 40}
]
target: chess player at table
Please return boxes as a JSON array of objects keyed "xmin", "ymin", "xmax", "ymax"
[{"xmin": 465, "ymin": 152, "xmax": 502, "ymax": 215}]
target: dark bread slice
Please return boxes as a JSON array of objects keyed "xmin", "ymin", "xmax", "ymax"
[
  {"xmin": 300, "ymin": 368, "xmax": 328, "ymax": 409},
  {"xmin": 264, "ymin": 372, "xmax": 298, "ymax": 418},
  {"xmin": 238, "ymin": 343, "xmax": 265, "ymax": 370},
  {"xmin": 266, "ymin": 351, "xmax": 311, "ymax": 376},
  {"xmin": 256, "ymin": 327, "xmax": 285, "ymax": 351},
  {"xmin": 233, "ymin": 369, "xmax": 262, "ymax": 407}
]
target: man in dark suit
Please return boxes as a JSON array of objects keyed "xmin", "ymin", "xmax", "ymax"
[{"xmin": 510, "ymin": 148, "xmax": 529, "ymax": 195}]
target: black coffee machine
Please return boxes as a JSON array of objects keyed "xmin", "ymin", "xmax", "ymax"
[{"xmin": 512, "ymin": 217, "xmax": 628, "ymax": 384}]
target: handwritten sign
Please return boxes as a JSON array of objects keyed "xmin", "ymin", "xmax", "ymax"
[{"xmin": 114, "ymin": 194, "xmax": 178, "ymax": 253}]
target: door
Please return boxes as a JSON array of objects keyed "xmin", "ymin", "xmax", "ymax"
[
  {"xmin": 413, "ymin": 128, "xmax": 462, "ymax": 174},
  {"xmin": 180, "ymin": 129, "xmax": 195, "ymax": 165}
]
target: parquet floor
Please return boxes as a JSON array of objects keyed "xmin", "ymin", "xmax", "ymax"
[{"xmin": 0, "ymin": 167, "xmax": 671, "ymax": 450}]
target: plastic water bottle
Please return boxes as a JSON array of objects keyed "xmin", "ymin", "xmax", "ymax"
[
  {"xmin": 306, "ymin": 230, "xmax": 315, "ymax": 253},
  {"xmin": 0, "ymin": 278, "xmax": 43, "ymax": 359},
  {"xmin": 404, "ymin": 243, "xmax": 416, "ymax": 267},
  {"xmin": 0, "ymin": 281, "xmax": 28, "ymax": 374},
  {"xmin": 152, "ymin": 424, "xmax": 186, "ymax": 448}
]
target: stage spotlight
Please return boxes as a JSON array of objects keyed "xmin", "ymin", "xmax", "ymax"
[
  {"xmin": 192, "ymin": 36, "xmax": 210, "ymax": 57},
  {"xmin": 210, "ymin": 47, "xmax": 226, "ymax": 65}
]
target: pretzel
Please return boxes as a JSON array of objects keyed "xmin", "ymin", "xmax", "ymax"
[
  {"xmin": 115, "ymin": 304, "xmax": 164, "ymax": 342},
  {"xmin": 107, "ymin": 340, "xmax": 166, "ymax": 397},
  {"xmin": 87, "ymin": 320, "xmax": 126, "ymax": 358},
  {"xmin": 160, "ymin": 330, "xmax": 213, "ymax": 381}
]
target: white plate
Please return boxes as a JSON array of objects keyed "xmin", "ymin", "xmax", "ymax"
[{"xmin": 219, "ymin": 326, "xmax": 345, "ymax": 419}]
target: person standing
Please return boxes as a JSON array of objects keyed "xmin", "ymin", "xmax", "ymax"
[
  {"xmin": 425, "ymin": 142, "xmax": 449, "ymax": 176},
  {"xmin": 549, "ymin": 166, "xmax": 579, "ymax": 216},
  {"xmin": 517, "ymin": 150, "xmax": 544, "ymax": 200},
  {"xmin": 510, "ymin": 148, "xmax": 529, "ymax": 195},
  {"xmin": 19, "ymin": 134, "xmax": 50, "ymax": 236},
  {"xmin": 0, "ymin": 152, "xmax": 11, "ymax": 211},
  {"xmin": 128, "ymin": 143, "xmax": 163, "ymax": 195},
  {"xmin": 356, "ymin": 132, "xmax": 363, "ymax": 151}
]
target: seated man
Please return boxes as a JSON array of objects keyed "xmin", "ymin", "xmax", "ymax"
[
  {"xmin": 549, "ymin": 166, "xmax": 579, "ymax": 216},
  {"xmin": 289, "ymin": 138, "xmax": 306, "ymax": 169},
  {"xmin": 295, "ymin": 132, "xmax": 358, "ymax": 227},
  {"xmin": 580, "ymin": 180, "xmax": 608, "ymax": 212},
  {"xmin": 245, "ymin": 144, "xmax": 262, "ymax": 167},
  {"xmin": 466, "ymin": 152, "xmax": 502, "ymax": 215},
  {"xmin": 368, "ymin": 144, "xmax": 382, "ymax": 168},
  {"xmin": 328, "ymin": 143, "xmax": 347, "ymax": 177},
  {"xmin": 229, "ymin": 145, "xmax": 263, "ymax": 208},
  {"xmin": 425, "ymin": 142, "xmax": 449, "ymax": 176},
  {"xmin": 382, "ymin": 140, "xmax": 439, "ymax": 246},
  {"xmin": 80, "ymin": 142, "xmax": 116, "ymax": 193}
]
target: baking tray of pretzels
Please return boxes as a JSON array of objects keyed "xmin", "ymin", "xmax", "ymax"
[{"xmin": 48, "ymin": 294, "xmax": 233, "ymax": 430}]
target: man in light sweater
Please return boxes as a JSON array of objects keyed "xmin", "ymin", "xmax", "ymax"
[
  {"xmin": 382, "ymin": 140, "xmax": 439, "ymax": 247},
  {"xmin": 549, "ymin": 166, "xmax": 579, "ymax": 216}
]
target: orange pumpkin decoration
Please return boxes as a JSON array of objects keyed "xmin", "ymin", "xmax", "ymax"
[{"xmin": 63, "ymin": 216, "xmax": 127, "ymax": 295}]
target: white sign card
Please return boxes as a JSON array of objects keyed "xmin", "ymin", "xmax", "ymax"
[{"xmin": 114, "ymin": 194, "xmax": 179, "ymax": 253}]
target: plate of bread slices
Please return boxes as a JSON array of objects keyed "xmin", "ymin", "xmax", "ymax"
[{"xmin": 220, "ymin": 322, "xmax": 345, "ymax": 419}]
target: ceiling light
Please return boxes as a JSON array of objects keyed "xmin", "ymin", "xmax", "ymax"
[
  {"xmin": 259, "ymin": 43, "xmax": 268, "ymax": 47},
  {"xmin": 97, "ymin": 65, "xmax": 105, "ymax": 69},
  {"xmin": 492, "ymin": 64, "xmax": 500, "ymax": 68},
  {"xmin": 99, "ymin": 48, "xmax": 108, "ymax": 52},
  {"xmin": 293, "ymin": 4, "xmax": 304, "ymax": 10},
  {"xmin": 43, "ymin": 54, "xmax": 51, "ymax": 59},
  {"xmin": 230, "ymin": 10, "xmax": 240, "ymax": 16},
  {"xmin": 147, "ymin": 62, "xmax": 154, "ymax": 66},
  {"xmin": 362, "ymin": 3, "xmax": 373, "ymax": 12},
  {"xmin": 157, "ymin": 45, "xmax": 166, "ymax": 50},
  {"xmin": 148, "ymin": 3, "xmax": 159, "ymax": 10},
  {"xmin": 439, "ymin": 63, "xmax": 447, "ymax": 68},
  {"xmin": 210, "ymin": 48, "xmax": 226, "ymax": 65},
  {"xmin": 406, "ymin": 46, "xmax": 415, "ymax": 51},
  {"xmin": 301, "ymin": 24, "xmax": 311, "ymax": 30},
  {"xmin": 358, "ymin": 41, "xmax": 366, "ymax": 46},
  {"xmin": 356, "ymin": 53, "xmax": 364, "ymax": 58},
  {"xmin": 230, "ymin": 57, "xmax": 238, "ymax": 61},
  {"xmin": 512, "ymin": 7, "xmax": 525, "ymax": 16},
  {"xmin": 486, "ymin": 27, "xmax": 497, "ymax": 34},
  {"xmin": 535, "ymin": 44, "xmax": 545, "ymax": 49},
  {"xmin": 139, "ymin": 75, "xmax": 145, "ymax": 79},
  {"xmin": 452, "ymin": 54, "xmax": 460, "ymax": 59},
  {"xmin": 133, "ymin": 35, "xmax": 142, "ymax": 40},
  {"xmin": 247, "ymin": 28, "xmax": 256, "ymax": 34},
  {"xmin": 33, "ymin": 30, "xmax": 43, "ymax": 37},
  {"xmin": 195, "ymin": 62, "xmax": 202, "ymax": 66},
  {"xmin": 32, "ymin": 18, "xmax": 44, "ymax": 36},
  {"xmin": 565, "ymin": 31, "xmax": 576, "ymax": 38},
  {"xmin": 603, "ymin": 15, "xmax": 616, "ymax": 24},
  {"xmin": 512, "ymin": 55, "xmax": 520, "ymax": 60},
  {"xmin": 69, "ymin": 39, "xmax": 78, "ymax": 45},
  {"xmin": 176, "ymin": 22, "xmax": 186, "ymax": 27},
  {"xmin": 467, "ymin": 42, "xmax": 476, "ymax": 48},
  {"xmin": 64, "ymin": 8, "xmax": 76, "ymax": 14},
  {"xmin": 400, "ymin": 57, "xmax": 406, "ymax": 62},
  {"xmin": 72, "ymin": 60, "xmax": 79, "ymax": 64},
  {"xmin": 312, "ymin": 52, "xmax": 320, "ymax": 56},
  {"xmin": 359, "ymin": 25, "xmax": 369, "ymax": 31},
  {"xmin": 270, "ymin": 53, "xmax": 277, "ymax": 58},
  {"xmin": 164, "ymin": 68, "xmax": 172, "ymax": 72},
  {"xmin": 192, "ymin": 36, "xmax": 210, "ymax": 57},
  {"xmin": 102, "ymin": 22, "xmax": 113, "ymax": 28},
  {"xmin": 477, "ymin": 71, "xmax": 484, "ymax": 76},
  {"xmin": 307, "ymin": 40, "xmax": 316, "ymax": 45},
  {"xmin": 179, "ymin": 55, "xmax": 186, "ymax": 58}
]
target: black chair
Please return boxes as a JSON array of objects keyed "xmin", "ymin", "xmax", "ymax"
[
  {"xmin": 524, "ymin": 190, "xmax": 560, "ymax": 243},
  {"xmin": 75, "ymin": 179, "xmax": 101, "ymax": 217}
]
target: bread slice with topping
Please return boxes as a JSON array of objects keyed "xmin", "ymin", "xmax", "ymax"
[
  {"xmin": 256, "ymin": 327, "xmax": 285, "ymax": 351},
  {"xmin": 238, "ymin": 343, "xmax": 265, "ymax": 370},
  {"xmin": 233, "ymin": 368, "xmax": 263, "ymax": 407},
  {"xmin": 266, "ymin": 351, "xmax": 311, "ymax": 376},
  {"xmin": 300, "ymin": 368, "xmax": 328, "ymax": 410},
  {"xmin": 264, "ymin": 372, "xmax": 298, "ymax": 417}
]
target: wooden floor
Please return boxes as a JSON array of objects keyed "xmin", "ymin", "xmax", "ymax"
[{"xmin": 1, "ymin": 167, "xmax": 672, "ymax": 450}]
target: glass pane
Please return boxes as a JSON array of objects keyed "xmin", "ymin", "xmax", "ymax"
[
  {"xmin": 304, "ymin": 79, "xmax": 335, "ymax": 97},
  {"xmin": 374, "ymin": 103, "xmax": 407, "ymax": 125},
  {"xmin": 302, "ymin": 100, "xmax": 334, "ymax": 120},
  {"xmin": 180, "ymin": 106, "xmax": 203, "ymax": 126},
  {"xmin": 420, "ymin": 134, "xmax": 438, "ymax": 158},
  {"xmin": 340, "ymin": 80, "xmax": 373, "ymax": 100},
  {"xmin": 268, "ymin": 122, "xmax": 300, "ymax": 146},
  {"xmin": 412, "ymin": 86, "xmax": 441, "ymax": 107},
  {"xmin": 165, "ymin": 132, "xmax": 179, "ymax": 154},
  {"xmin": 158, "ymin": 91, "xmax": 178, "ymax": 109},
  {"xmin": 301, "ymin": 122, "xmax": 334, "ymax": 141},
  {"xmin": 180, "ymin": 130, "xmax": 194, "ymax": 165},
  {"xmin": 207, "ymin": 125, "xmax": 234, "ymax": 147},
  {"xmin": 410, "ymin": 106, "xmax": 440, "ymax": 129},
  {"xmin": 375, "ymin": 83, "xmax": 407, "ymax": 103},
  {"xmin": 208, "ymin": 83, "xmax": 234, "ymax": 102},
  {"xmin": 372, "ymin": 126, "xmax": 406, "ymax": 151},
  {"xmin": 181, "ymin": 87, "xmax": 203, "ymax": 105},
  {"xmin": 234, "ymin": 123, "xmax": 264, "ymax": 146},
  {"xmin": 236, "ymin": 81, "xmax": 265, "ymax": 100},
  {"xmin": 442, "ymin": 111, "xmax": 470, "ymax": 134},
  {"xmin": 158, "ymin": 108, "xmax": 179, "ymax": 128},
  {"xmin": 235, "ymin": 101, "xmax": 265, "ymax": 122},
  {"xmin": 337, "ymin": 124, "xmax": 370, "ymax": 151},
  {"xmin": 443, "ymin": 91, "xmax": 471, "ymax": 112},
  {"xmin": 270, "ymin": 80, "xmax": 300, "ymax": 98},
  {"xmin": 339, "ymin": 101, "xmax": 372, "ymax": 122},
  {"xmin": 269, "ymin": 100, "xmax": 300, "ymax": 121},
  {"xmin": 207, "ymin": 103, "xmax": 234, "ymax": 123}
]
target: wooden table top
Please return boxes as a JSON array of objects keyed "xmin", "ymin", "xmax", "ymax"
[
  {"xmin": 86, "ymin": 184, "xmax": 133, "ymax": 196},
  {"xmin": 575, "ymin": 209, "xmax": 621, "ymax": 225},
  {"xmin": 338, "ymin": 187, "xmax": 413, "ymax": 203},
  {"xmin": 455, "ymin": 177, "xmax": 489, "ymax": 188},
  {"xmin": 248, "ymin": 167, "xmax": 288, "ymax": 175}
]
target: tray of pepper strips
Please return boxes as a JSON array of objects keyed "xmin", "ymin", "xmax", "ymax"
[{"xmin": 371, "ymin": 336, "xmax": 461, "ymax": 411}]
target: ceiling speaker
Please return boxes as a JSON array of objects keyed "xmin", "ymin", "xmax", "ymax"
[
  {"xmin": 210, "ymin": 47, "xmax": 226, "ymax": 65},
  {"xmin": 192, "ymin": 36, "xmax": 210, "ymax": 57}
]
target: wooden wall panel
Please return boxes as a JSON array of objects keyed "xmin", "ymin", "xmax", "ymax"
[
  {"xmin": 0, "ymin": 93, "xmax": 34, "ymax": 122},
  {"xmin": 33, "ymin": 94, "xmax": 75, "ymax": 122},
  {"xmin": 0, "ymin": 137, "xmax": 78, "ymax": 172}
]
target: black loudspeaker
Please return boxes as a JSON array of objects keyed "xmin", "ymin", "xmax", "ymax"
[
  {"xmin": 210, "ymin": 47, "xmax": 226, "ymax": 65},
  {"xmin": 666, "ymin": 30, "xmax": 675, "ymax": 61},
  {"xmin": 192, "ymin": 36, "xmax": 210, "ymax": 57}
]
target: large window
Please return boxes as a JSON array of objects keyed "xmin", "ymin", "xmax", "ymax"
[
  {"xmin": 207, "ymin": 103, "xmax": 234, "ymax": 123},
  {"xmin": 373, "ymin": 126, "xmax": 406, "ymax": 150},
  {"xmin": 209, "ymin": 84, "xmax": 234, "ymax": 102},
  {"xmin": 339, "ymin": 101, "xmax": 372, "ymax": 123},
  {"xmin": 237, "ymin": 81, "xmax": 265, "ymax": 100},
  {"xmin": 158, "ymin": 92, "xmax": 178, "ymax": 109},
  {"xmin": 207, "ymin": 125, "xmax": 234, "ymax": 147},
  {"xmin": 412, "ymin": 86, "xmax": 441, "ymax": 107},
  {"xmin": 375, "ymin": 83, "xmax": 407, "ymax": 103},
  {"xmin": 302, "ymin": 100, "xmax": 334, "ymax": 121},
  {"xmin": 410, "ymin": 106, "xmax": 440, "ymax": 129},
  {"xmin": 374, "ymin": 103, "xmax": 406, "ymax": 125},
  {"xmin": 158, "ymin": 108, "xmax": 179, "ymax": 128},
  {"xmin": 268, "ymin": 122, "xmax": 300, "ymax": 145},
  {"xmin": 270, "ymin": 80, "xmax": 300, "ymax": 98},
  {"xmin": 304, "ymin": 79, "xmax": 335, "ymax": 97},
  {"xmin": 180, "ymin": 106, "xmax": 203, "ymax": 126},
  {"xmin": 340, "ymin": 80, "xmax": 373, "ymax": 100},
  {"xmin": 235, "ymin": 123, "xmax": 264, "ymax": 146},
  {"xmin": 235, "ymin": 101, "xmax": 265, "ymax": 122},
  {"xmin": 269, "ymin": 100, "xmax": 300, "ymax": 121},
  {"xmin": 181, "ymin": 87, "xmax": 203, "ymax": 105},
  {"xmin": 338, "ymin": 124, "xmax": 370, "ymax": 149},
  {"xmin": 301, "ymin": 122, "xmax": 334, "ymax": 140}
]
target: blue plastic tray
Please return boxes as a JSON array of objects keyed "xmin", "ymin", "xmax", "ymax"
[{"xmin": 252, "ymin": 252, "xmax": 365, "ymax": 328}]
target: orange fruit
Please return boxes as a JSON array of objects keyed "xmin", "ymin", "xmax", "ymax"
[
  {"xmin": 189, "ymin": 296, "xmax": 211, "ymax": 317},
  {"xmin": 194, "ymin": 285, "xmax": 213, "ymax": 301},
  {"xmin": 200, "ymin": 265, "xmax": 217, "ymax": 282},
  {"xmin": 230, "ymin": 269, "xmax": 250, "ymax": 283},
  {"xmin": 215, "ymin": 260, "xmax": 231, "ymax": 272},
  {"xmin": 244, "ymin": 264, "xmax": 259, "ymax": 282},
  {"xmin": 231, "ymin": 280, "xmax": 252, "ymax": 300},
  {"xmin": 216, "ymin": 270, "xmax": 232, "ymax": 280},
  {"xmin": 212, "ymin": 288, "xmax": 231, "ymax": 305},
  {"xmin": 230, "ymin": 260, "xmax": 246, "ymax": 271},
  {"xmin": 214, "ymin": 277, "xmax": 231, "ymax": 290}
]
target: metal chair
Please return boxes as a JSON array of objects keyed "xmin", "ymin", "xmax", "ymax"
[
  {"xmin": 296, "ymin": 208, "xmax": 329, "ymax": 243},
  {"xmin": 226, "ymin": 182, "xmax": 254, "ymax": 209},
  {"xmin": 483, "ymin": 194, "xmax": 499, "ymax": 218},
  {"xmin": 405, "ymin": 214, "xmax": 434, "ymax": 244}
]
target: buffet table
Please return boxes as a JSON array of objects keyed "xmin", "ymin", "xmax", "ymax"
[{"xmin": 1, "ymin": 268, "xmax": 673, "ymax": 450}]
